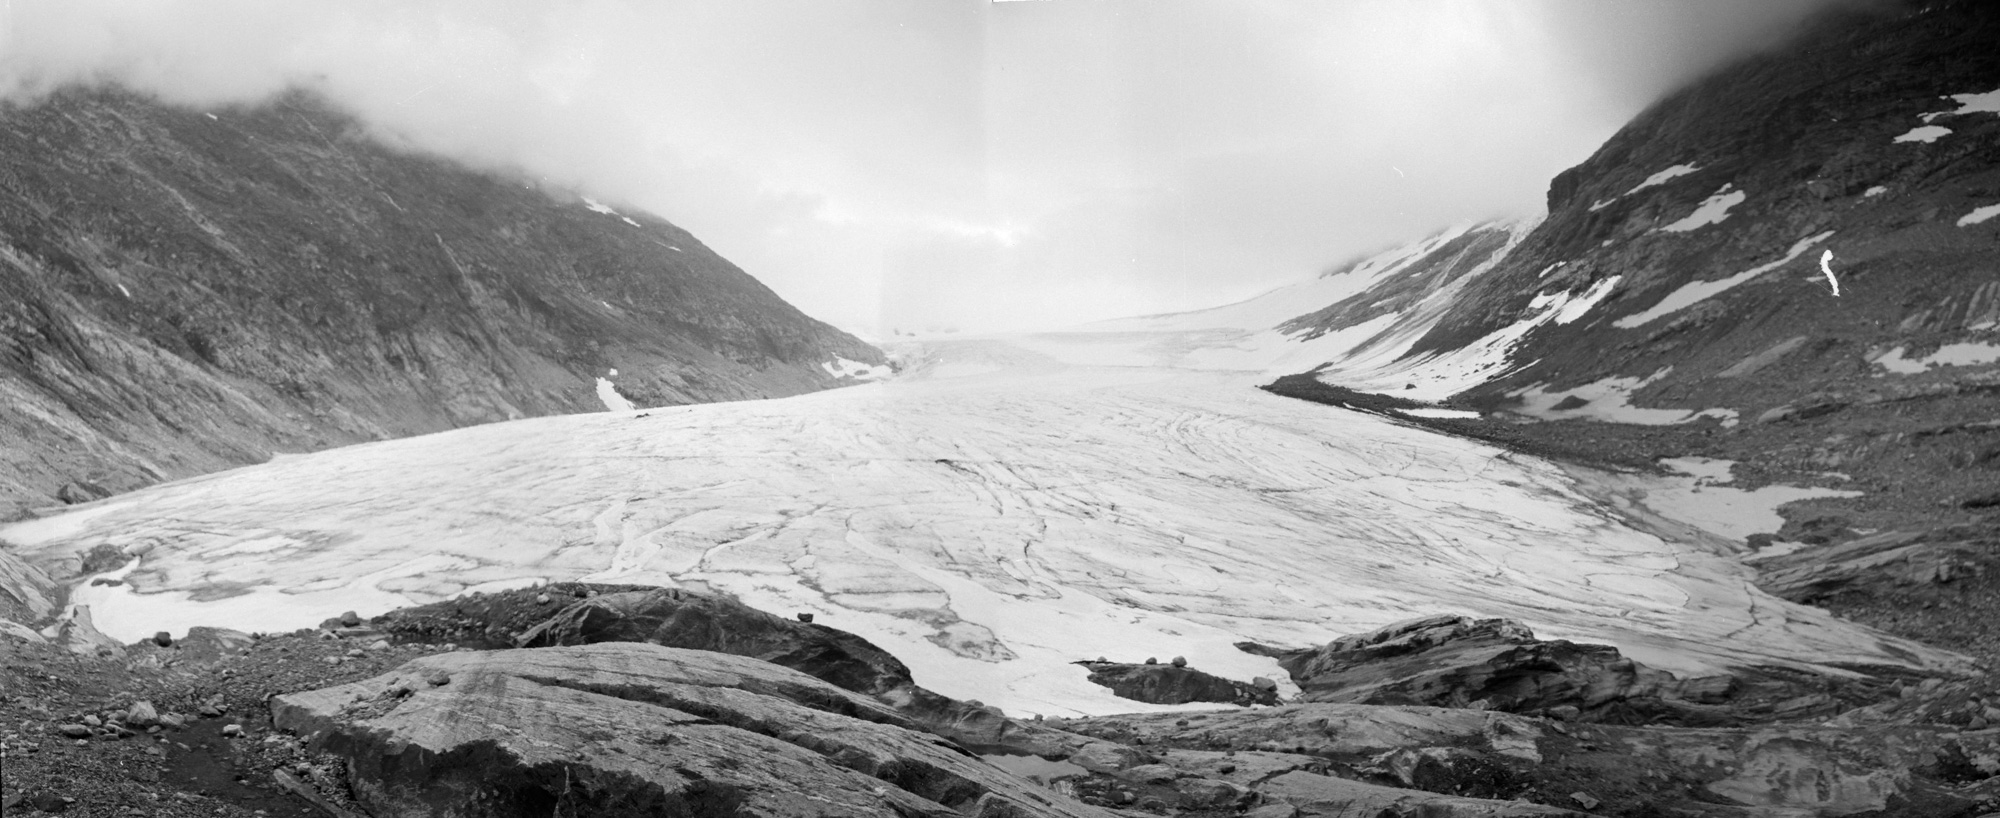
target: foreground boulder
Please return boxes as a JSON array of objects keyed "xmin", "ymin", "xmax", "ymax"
[
  {"xmin": 1064, "ymin": 701, "xmax": 2000, "ymax": 816},
  {"xmin": 1244, "ymin": 614, "xmax": 1888, "ymax": 725},
  {"xmin": 516, "ymin": 588, "xmax": 914, "ymax": 697},
  {"xmin": 272, "ymin": 643, "xmax": 1112, "ymax": 818}
]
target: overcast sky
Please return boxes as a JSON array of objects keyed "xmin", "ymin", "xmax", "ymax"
[{"xmin": 0, "ymin": 1, "xmax": 1851, "ymax": 336}]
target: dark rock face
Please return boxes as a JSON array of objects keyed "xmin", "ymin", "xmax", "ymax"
[
  {"xmin": 271, "ymin": 644, "xmax": 1112, "ymax": 818},
  {"xmin": 0, "ymin": 86, "xmax": 882, "ymax": 518},
  {"xmin": 1073, "ymin": 660, "xmax": 1280, "ymax": 707}
]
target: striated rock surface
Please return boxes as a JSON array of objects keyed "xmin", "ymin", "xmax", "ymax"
[
  {"xmin": 1755, "ymin": 527, "xmax": 1990, "ymax": 602},
  {"xmin": 1246, "ymin": 614, "xmax": 1898, "ymax": 726},
  {"xmin": 0, "ymin": 546, "xmax": 58, "ymax": 625},
  {"xmin": 0, "ymin": 85, "xmax": 881, "ymax": 518},
  {"xmin": 272, "ymin": 643, "xmax": 1111, "ymax": 818}
]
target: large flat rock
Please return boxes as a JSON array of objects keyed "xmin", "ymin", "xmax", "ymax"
[{"xmin": 272, "ymin": 643, "xmax": 1110, "ymax": 818}]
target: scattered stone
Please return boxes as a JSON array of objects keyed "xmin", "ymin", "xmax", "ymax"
[
  {"xmin": 1170, "ymin": 656, "xmax": 1187, "ymax": 668},
  {"xmin": 57, "ymin": 724, "xmax": 91, "ymax": 738},
  {"xmin": 338, "ymin": 611, "xmax": 361, "ymax": 627},
  {"xmin": 535, "ymin": 593, "xmax": 551, "ymax": 605},
  {"xmin": 797, "ymin": 612, "xmax": 814, "ymax": 623},
  {"xmin": 151, "ymin": 631, "xmax": 172, "ymax": 648},
  {"xmin": 125, "ymin": 701, "xmax": 158, "ymax": 728},
  {"xmin": 1571, "ymin": 791, "xmax": 1600, "ymax": 809},
  {"xmin": 1144, "ymin": 657, "xmax": 1158, "ymax": 665},
  {"xmin": 81, "ymin": 715, "xmax": 101, "ymax": 727},
  {"xmin": 221, "ymin": 724, "xmax": 243, "ymax": 738},
  {"xmin": 368, "ymin": 639, "xmax": 390, "ymax": 651}
]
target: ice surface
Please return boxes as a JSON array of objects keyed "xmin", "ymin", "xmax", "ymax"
[
  {"xmin": 1894, "ymin": 126, "xmax": 1952, "ymax": 144},
  {"xmin": 1, "ymin": 334, "xmax": 1960, "ymax": 716},
  {"xmin": 1615, "ymin": 232, "xmax": 1833, "ymax": 329},
  {"xmin": 1660, "ymin": 186, "xmax": 1746, "ymax": 233},
  {"xmin": 1958, "ymin": 204, "xmax": 2000, "ymax": 227}
]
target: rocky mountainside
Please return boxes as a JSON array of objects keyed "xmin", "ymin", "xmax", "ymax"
[
  {"xmin": 0, "ymin": 86, "xmax": 882, "ymax": 519},
  {"xmin": 1251, "ymin": 0, "xmax": 2000, "ymax": 662}
]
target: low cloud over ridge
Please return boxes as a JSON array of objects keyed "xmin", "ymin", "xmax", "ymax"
[{"xmin": 0, "ymin": 0, "xmax": 1862, "ymax": 334}]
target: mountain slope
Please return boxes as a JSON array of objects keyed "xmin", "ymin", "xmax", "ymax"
[{"xmin": 0, "ymin": 86, "xmax": 882, "ymax": 518}]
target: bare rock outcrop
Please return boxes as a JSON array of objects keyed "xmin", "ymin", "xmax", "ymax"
[
  {"xmin": 272, "ymin": 643, "xmax": 1111, "ymax": 818},
  {"xmin": 516, "ymin": 588, "xmax": 914, "ymax": 697},
  {"xmin": 1073, "ymin": 659, "xmax": 1280, "ymax": 707},
  {"xmin": 1242, "ymin": 614, "xmax": 1876, "ymax": 725},
  {"xmin": 1064, "ymin": 701, "xmax": 2000, "ymax": 816}
]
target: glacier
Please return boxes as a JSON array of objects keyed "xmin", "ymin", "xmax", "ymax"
[{"xmin": 0, "ymin": 327, "xmax": 1962, "ymax": 717}]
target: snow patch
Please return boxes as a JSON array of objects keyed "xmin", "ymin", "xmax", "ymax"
[
  {"xmin": 1873, "ymin": 342, "xmax": 2000, "ymax": 374},
  {"xmin": 118, "ymin": 284, "xmax": 132, "ymax": 298},
  {"xmin": 1865, "ymin": 186, "xmax": 1888, "ymax": 198},
  {"xmin": 582, "ymin": 197, "xmax": 618, "ymax": 215},
  {"xmin": 1398, "ymin": 408, "xmax": 1481, "ymax": 420},
  {"xmin": 1894, "ymin": 125, "xmax": 1952, "ymax": 144},
  {"xmin": 1588, "ymin": 199, "xmax": 1616, "ymax": 212},
  {"xmin": 1945, "ymin": 88, "xmax": 2000, "ymax": 116},
  {"xmin": 1314, "ymin": 274, "xmax": 1617, "ymax": 403},
  {"xmin": 621, "ymin": 216, "xmax": 641, "ymax": 227},
  {"xmin": 595, "ymin": 376, "xmax": 637, "ymax": 412},
  {"xmin": 1614, "ymin": 231, "xmax": 1833, "ymax": 329},
  {"xmin": 1660, "ymin": 185, "xmax": 1745, "ymax": 232},
  {"xmin": 821, "ymin": 356, "xmax": 892, "ymax": 380},
  {"xmin": 1628, "ymin": 163, "xmax": 1700, "ymax": 195},
  {"xmin": 1819, "ymin": 250, "xmax": 1839, "ymax": 297},
  {"xmin": 1510, "ymin": 369, "xmax": 1738, "ymax": 427},
  {"xmin": 1958, "ymin": 204, "xmax": 2000, "ymax": 227}
]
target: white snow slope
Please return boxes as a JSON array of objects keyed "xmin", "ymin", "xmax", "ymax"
[{"xmin": 1, "ymin": 332, "xmax": 1958, "ymax": 717}]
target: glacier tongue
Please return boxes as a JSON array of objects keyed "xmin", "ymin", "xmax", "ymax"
[{"xmin": 0, "ymin": 334, "xmax": 1962, "ymax": 716}]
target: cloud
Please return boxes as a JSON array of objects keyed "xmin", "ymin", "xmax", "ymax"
[{"xmin": 0, "ymin": 1, "xmax": 1859, "ymax": 334}]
